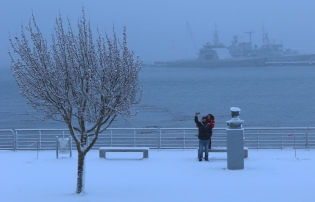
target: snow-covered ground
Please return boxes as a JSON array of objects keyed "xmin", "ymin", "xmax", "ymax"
[{"xmin": 1, "ymin": 149, "xmax": 314, "ymax": 202}]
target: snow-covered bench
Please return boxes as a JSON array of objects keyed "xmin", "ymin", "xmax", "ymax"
[
  {"xmin": 99, "ymin": 147, "xmax": 149, "ymax": 159},
  {"xmin": 208, "ymin": 147, "xmax": 248, "ymax": 158}
]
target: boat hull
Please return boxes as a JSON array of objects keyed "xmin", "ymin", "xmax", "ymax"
[{"xmin": 159, "ymin": 57, "xmax": 267, "ymax": 67}]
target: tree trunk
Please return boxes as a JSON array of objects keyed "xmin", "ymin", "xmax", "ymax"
[{"xmin": 76, "ymin": 151, "xmax": 86, "ymax": 194}]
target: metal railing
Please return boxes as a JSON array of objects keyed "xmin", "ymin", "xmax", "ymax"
[
  {"xmin": 244, "ymin": 127, "xmax": 315, "ymax": 150},
  {"xmin": 1, "ymin": 127, "xmax": 315, "ymax": 151},
  {"xmin": 0, "ymin": 129, "xmax": 15, "ymax": 150}
]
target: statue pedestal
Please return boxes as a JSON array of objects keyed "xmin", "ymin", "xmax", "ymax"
[{"xmin": 227, "ymin": 128, "xmax": 244, "ymax": 170}]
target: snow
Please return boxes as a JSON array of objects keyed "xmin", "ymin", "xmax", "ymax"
[{"xmin": 1, "ymin": 149, "xmax": 315, "ymax": 202}]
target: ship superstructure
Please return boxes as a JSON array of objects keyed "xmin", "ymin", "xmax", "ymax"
[
  {"xmin": 229, "ymin": 27, "xmax": 315, "ymax": 64},
  {"xmin": 154, "ymin": 24, "xmax": 266, "ymax": 67}
]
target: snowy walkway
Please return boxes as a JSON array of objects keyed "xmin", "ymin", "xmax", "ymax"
[{"xmin": 1, "ymin": 149, "xmax": 314, "ymax": 202}]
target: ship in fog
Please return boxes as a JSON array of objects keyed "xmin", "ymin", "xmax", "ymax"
[
  {"xmin": 154, "ymin": 25, "xmax": 267, "ymax": 67},
  {"xmin": 229, "ymin": 27, "xmax": 315, "ymax": 66},
  {"xmin": 153, "ymin": 25, "xmax": 315, "ymax": 67}
]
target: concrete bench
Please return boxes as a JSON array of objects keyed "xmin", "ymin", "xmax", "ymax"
[
  {"xmin": 207, "ymin": 147, "xmax": 248, "ymax": 158},
  {"xmin": 201, "ymin": 147, "xmax": 248, "ymax": 158},
  {"xmin": 99, "ymin": 147, "xmax": 149, "ymax": 159}
]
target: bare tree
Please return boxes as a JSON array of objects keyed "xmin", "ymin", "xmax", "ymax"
[{"xmin": 8, "ymin": 9, "xmax": 142, "ymax": 194}]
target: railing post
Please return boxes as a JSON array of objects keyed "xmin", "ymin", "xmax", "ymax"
[
  {"xmin": 13, "ymin": 130, "xmax": 17, "ymax": 152},
  {"xmin": 293, "ymin": 131, "xmax": 296, "ymax": 158},
  {"xmin": 293, "ymin": 131, "xmax": 296, "ymax": 149},
  {"xmin": 56, "ymin": 136, "xmax": 58, "ymax": 159},
  {"xmin": 39, "ymin": 131, "xmax": 42, "ymax": 149},
  {"xmin": 243, "ymin": 130, "xmax": 246, "ymax": 147},
  {"xmin": 281, "ymin": 131, "xmax": 283, "ymax": 150},
  {"xmin": 37, "ymin": 139, "xmax": 39, "ymax": 158},
  {"xmin": 69, "ymin": 136, "xmax": 72, "ymax": 157},
  {"xmin": 306, "ymin": 127, "xmax": 309, "ymax": 150},
  {"xmin": 183, "ymin": 129, "xmax": 186, "ymax": 150},
  {"xmin": 256, "ymin": 130, "xmax": 259, "ymax": 150},
  {"xmin": 15, "ymin": 130, "xmax": 19, "ymax": 151},
  {"xmin": 159, "ymin": 128, "xmax": 161, "ymax": 150},
  {"xmin": 134, "ymin": 129, "xmax": 136, "ymax": 147},
  {"xmin": 110, "ymin": 129, "xmax": 113, "ymax": 147}
]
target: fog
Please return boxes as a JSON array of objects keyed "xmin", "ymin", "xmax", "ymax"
[{"xmin": 1, "ymin": 0, "xmax": 315, "ymax": 66}]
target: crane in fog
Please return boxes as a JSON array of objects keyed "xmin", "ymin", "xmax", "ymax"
[{"xmin": 186, "ymin": 22, "xmax": 199, "ymax": 57}]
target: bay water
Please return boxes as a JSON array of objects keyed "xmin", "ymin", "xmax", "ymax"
[{"xmin": 0, "ymin": 65, "xmax": 315, "ymax": 129}]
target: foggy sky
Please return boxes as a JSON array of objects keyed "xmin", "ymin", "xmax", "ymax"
[{"xmin": 1, "ymin": 0, "xmax": 315, "ymax": 66}]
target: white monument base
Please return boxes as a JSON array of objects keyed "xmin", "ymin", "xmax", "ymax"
[{"xmin": 227, "ymin": 128, "xmax": 244, "ymax": 170}]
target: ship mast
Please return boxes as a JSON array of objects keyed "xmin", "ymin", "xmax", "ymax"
[
  {"xmin": 213, "ymin": 23, "xmax": 220, "ymax": 46},
  {"xmin": 186, "ymin": 21, "xmax": 198, "ymax": 56},
  {"xmin": 262, "ymin": 25, "xmax": 270, "ymax": 46},
  {"xmin": 244, "ymin": 31, "xmax": 253, "ymax": 44},
  {"xmin": 262, "ymin": 25, "xmax": 265, "ymax": 45}
]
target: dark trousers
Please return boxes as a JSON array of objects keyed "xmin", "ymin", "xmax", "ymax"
[
  {"xmin": 198, "ymin": 139, "xmax": 210, "ymax": 159},
  {"xmin": 208, "ymin": 138, "xmax": 212, "ymax": 149}
]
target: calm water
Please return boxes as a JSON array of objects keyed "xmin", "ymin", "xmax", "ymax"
[{"xmin": 1, "ymin": 65, "xmax": 315, "ymax": 129}]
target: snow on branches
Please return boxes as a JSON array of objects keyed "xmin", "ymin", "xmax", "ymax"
[
  {"xmin": 9, "ymin": 8, "xmax": 143, "ymax": 194},
  {"xmin": 8, "ymin": 9, "xmax": 142, "ymax": 150}
]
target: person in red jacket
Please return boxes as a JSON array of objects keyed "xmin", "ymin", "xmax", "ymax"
[{"xmin": 207, "ymin": 114, "xmax": 215, "ymax": 149}]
